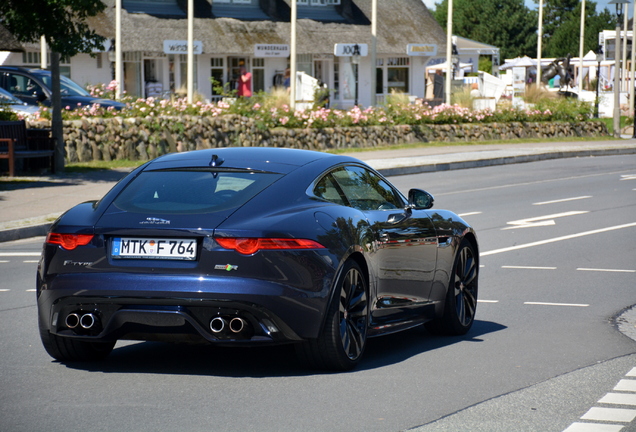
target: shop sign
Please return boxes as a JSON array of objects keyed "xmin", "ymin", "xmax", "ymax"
[
  {"xmin": 163, "ymin": 40, "xmax": 203, "ymax": 55},
  {"xmin": 254, "ymin": 44, "xmax": 290, "ymax": 57},
  {"xmin": 406, "ymin": 44, "xmax": 438, "ymax": 56},
  {"xmin": 334, "ymin": 44, "xmax": 368, "ymax": 57}
]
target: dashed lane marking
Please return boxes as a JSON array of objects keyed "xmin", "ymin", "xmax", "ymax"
[
  {"xmin": 482, "ymin": 222, "xmax": 636, "ymax": 256},
  {"xmin": 563, "ymin": 367, "xmax": 636, "ymax": 431},
  {"xmin": 524, "ymin": 302, "xmax": 589, "ymax": 307},
  {"xmin": 477, "ymin": 300, "xmax": 498, "ymax": 303},
  {"xmin": 0, "ymin": 289, "xmax": 9, "ymax": 292},
  {"xmin": 581, "ymin": 407, "xmax": 636, "ymax": 423},
  {"xmin": 502, "ymin": 266, "xmax": 557, "ymax": 270},
  {"xmin": 578, "ymin": 268, "xmax": 636, "ymax": 273},
  {"xmin": 534, "ymin": 196, "xmax": 592, "ymax": 205},
  {"xmin": 0, "ymin": 252, "xmax": 40, "ymax": 257},
  {"xmin": 458, "ymin": 212, "xmax": 482, "ymax": 217},
  {"xmin": 563, "ymin": 424, "xmax": 624, "ymax": 431}
]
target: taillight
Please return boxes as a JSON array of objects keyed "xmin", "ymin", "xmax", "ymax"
[
  {"xmin": 46, "ymin": 233, "xmax": 94, "ymax": 250},
  {"xmin": 215, "ymin": 237, "xmax": 325, "ymax": 255}
]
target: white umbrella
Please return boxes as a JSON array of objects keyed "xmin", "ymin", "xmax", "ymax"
[{"xmin": 426, "ymin": 61, "xmax": 473, "ymax": 71}]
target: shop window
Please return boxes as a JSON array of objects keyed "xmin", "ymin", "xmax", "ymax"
[{"xmin": 253, "ymin": 58, "xmax": 265, "ymax": 93}]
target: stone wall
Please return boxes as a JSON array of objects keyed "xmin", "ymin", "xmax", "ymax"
[{"xmin": 31, "ymin": 116, "xmax": 610, "ymax": 162}]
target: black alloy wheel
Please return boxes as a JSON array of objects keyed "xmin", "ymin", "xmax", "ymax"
[
  {"xmin": 427, "ymin": 238, "xmax": 478, "ymax": 335},
  {"xmin": 452, "ymin": 240, "xmax": 478, "ymax": 330},
  {"xmin": 296, "ymin": 260, "xmax": 369, "ymax": 371}
]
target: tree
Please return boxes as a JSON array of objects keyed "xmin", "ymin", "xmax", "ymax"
[
  {"xmin": 536, "ymin": 0, "xmax": 614, "ymax": 58},
  {"xmin": 0, "ymin": 0, "xmax": 106, "ymax": 172},
  {"xmin": 433, "ymin": 0, "xmax": 538, "ymax": 60}
]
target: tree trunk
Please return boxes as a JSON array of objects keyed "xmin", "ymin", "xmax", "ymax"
[{"xmin": 50, "ymin": 52, "xmax": 65, "ymax": 172}]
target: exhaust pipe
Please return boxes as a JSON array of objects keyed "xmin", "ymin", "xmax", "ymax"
[
  {"xmin": 80, "ymin": 313, "xmax": 96, "ymax": 329},
  {"xmin": 210, "ymin": 317, "xmax": 227, "ymax": 333},
  {"xmin": 229, "ymin": 317, "xmax": 247, "ymax": 334},
  {"xmin": 65, "ymin": 313, "xmax": 80, "ymax": 329}
]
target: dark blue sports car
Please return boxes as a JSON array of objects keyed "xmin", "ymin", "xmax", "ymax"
[{"xmin": 37, "ymin": 147, "xmax": 479, "ymax": 371}]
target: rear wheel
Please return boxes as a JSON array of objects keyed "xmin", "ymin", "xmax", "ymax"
[
  {"xmin": 296, "ymin": 260, "xmax": 368, "ymax": 371},
  {"xmin": 39, "ymin": 322, "xmax": 115, "ymax": 362},
  {"xmin": 427, "ymin": 239, "xmax": 478, "ymax": 335}
]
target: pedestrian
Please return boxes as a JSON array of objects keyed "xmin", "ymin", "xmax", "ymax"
[{"xmin": 237, "ymin": 66, "xmax": 252, "ymax": 97}]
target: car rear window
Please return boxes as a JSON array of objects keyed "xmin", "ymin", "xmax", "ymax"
[{"xmin": 113, "ymin": 170, "xmax": 282, "ymax": 214}]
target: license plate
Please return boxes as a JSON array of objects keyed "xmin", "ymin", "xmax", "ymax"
[{"xmin": 112, "ymin": 237, "xmax": 197, "ymax": 260}]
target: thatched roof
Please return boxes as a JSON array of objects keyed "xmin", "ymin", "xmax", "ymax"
[
  {"xmin": 97, "ymin": 0, "xmax": 446, "ymax": 56},
  {"xmin": 0, "ymin": 23, "xmax": 24, "ymax": 52}
]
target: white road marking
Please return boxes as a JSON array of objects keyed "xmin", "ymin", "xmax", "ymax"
[
  {"xmin": 581, "ymin": 407, "xmax": 636, "ymax": 423},
  {"xmin": 458, "ymin": 211, "xmax": 482, "ymax": 217},
  {"xmin": 477, "ymin": 300, "xmax": 499, "ymax": 303},
  {"xmin": 25, "ymin": 289, "xmax": 36, "ymax": 292},
  {"xmin": 563, "ymin": 423, "xmax": 624, "ymax": 432},
  {"xmin": 502, "ymin": 265, "xmax": 557, "ymax": 270},
  {"xmin": 0, "ymin": 289, "xmax": 9, "ymax": 292},
  {"xmin": 524, "ymin": 302, "xmax": 589, "ymax": 307},
  {"xmin": 0, "ymin": 252, "xmax": 40, "ymax": 257},
  {"xmin": 503, "ymin": 211, "xmax": 589, "ymax": 230},
  {"xmin": 599, "ymin": 393, "xmax": 636, "ymax": 406},
  {"xmin": 482, "ymin": 222, "xmax": 636, "ymax": 256},
  {"xmin": 626, "ymin": 368, "xmax": 636, "ymax": 377},
  {"xmin": 577, "ymin": 268, "xmax": 636, "ymax": 273},
  {"xmin": 0, "ymin": 260, "xmax": 8, "ymax": 263},
  {"xmin": 621, "ymin": 174, "xmax": 636, "ymax": 181},
  {"xmin": 615, "ymin": 380, "xmax": 636, "ymax": 392},
  {"xmin": 534, "ymin": 196, "xmax": 592, "ymax": 205},
  {"xmin": 23, "ymin": 260, "xmax": 39, "ymax": 263}
]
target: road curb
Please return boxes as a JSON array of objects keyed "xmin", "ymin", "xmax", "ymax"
[
  {"xmin": 374, "ymin": 146, "xmax": 636, "ymax": 177},
  {"xmin": 0, "ymin": 223, "xmax": 51, "ymax": 243}
]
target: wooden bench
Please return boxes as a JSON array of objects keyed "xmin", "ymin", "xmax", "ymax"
[{"xmin": 0, "ymin": 120, "xmax": 56, "ymax": 177}]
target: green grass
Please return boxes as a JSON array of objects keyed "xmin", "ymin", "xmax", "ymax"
[
  {"xmin": 325, "ymin": 135, "xmax": 619, "ymax": 155},
  {"xmin": 64, "ymin": 159, "xmax": 146, "ymax": 173}
]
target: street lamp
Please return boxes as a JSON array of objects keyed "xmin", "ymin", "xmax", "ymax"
[
  {"xmin": 351, "ymin": 44, "xmax": 361, "ymax": 106},
  {"xmin": 609, "ymin": 0, "xmax": 629, "ymax": 137},
  {"xmin": 595, "ymin": 45, "xmax": 603, "ymax": 118}
]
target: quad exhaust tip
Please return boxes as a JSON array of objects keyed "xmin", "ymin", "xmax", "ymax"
[
  {"xmin": 66, "ymin": 312, "xmax": 97, "ymax": 330},
  {"xmin": 210, "ymin": 316, "xmax": 227, "ymax": 333},
  {"xmin": 209, "ymin": 316, "xmax": 249, "ymax": 336}
]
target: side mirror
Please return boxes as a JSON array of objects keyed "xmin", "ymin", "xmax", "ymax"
[
  {"xmin": 36, "ymin": 92, "xmax": 47, "ymax": 103},
  {"xmin": 408, "ymin": 189, "xmax": 434, "ymax": 210}
]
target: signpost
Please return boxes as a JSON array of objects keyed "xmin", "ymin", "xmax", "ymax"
[
  {"xmin": 163, "ymin": 40, "xmax": 203, "ymax": 55},
  {"xmin": 254, "ymin": 44, "xmax": 289, "ymax": 58},
  {"xmin": 334, "ymin": 43, "xmax": 369, "ymax": 57},
  {"xmin": 406, "ymin": 44, "xmax": 438, "ymax": 57}
]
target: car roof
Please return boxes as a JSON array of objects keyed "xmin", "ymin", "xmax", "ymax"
[{"xmin": 145, "ymin": 147, "xmax": 347, "ymax": 173}]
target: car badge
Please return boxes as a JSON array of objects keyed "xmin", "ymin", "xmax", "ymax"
[
  {"xmin": 140, "ymin": 217, "xmax": 171, "ymax": 225},
  {"xmin": 215, "ymin": 264, "xmax": 239, "ymax": 271}
]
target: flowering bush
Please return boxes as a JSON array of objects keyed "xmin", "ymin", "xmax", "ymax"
[{"xmin": 34, "ymin": 83, "xmax": 595, "ymax": 127}]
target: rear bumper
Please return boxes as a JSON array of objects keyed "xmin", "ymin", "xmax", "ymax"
[{"xmin": 37, "ymin": 272, "xmax": 333, "ymax": 345}]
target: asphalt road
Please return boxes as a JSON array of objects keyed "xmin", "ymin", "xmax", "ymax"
[{"xmin": 1, "ymin": 155, "xmax": 636, "ymax": 432}]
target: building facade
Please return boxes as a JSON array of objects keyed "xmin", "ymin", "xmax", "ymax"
[{"xmin": 1, "ymin": 0, "xmax": 450, "ymax": 108}]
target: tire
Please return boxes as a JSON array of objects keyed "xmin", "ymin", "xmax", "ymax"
[
  {"xmin": 427, "ymin": 238, "xmax": 478, "ymax": 335},
  {"xmin": 296, "ymin": 260, "xmax": 369, "ymax": 371},
  {"xmin": 39, "ymin": 321, "xmax": 115, "ymax": 362}
]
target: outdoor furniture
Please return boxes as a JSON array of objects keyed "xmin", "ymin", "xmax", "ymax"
[{"xmin": 0, "ymin": 120, "xmax": 55, "ymax": 177}]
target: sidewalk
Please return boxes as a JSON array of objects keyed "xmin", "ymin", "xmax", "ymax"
[{"xmin": 2, "ymin": 138, "xmax": 636, "ymax": 242}]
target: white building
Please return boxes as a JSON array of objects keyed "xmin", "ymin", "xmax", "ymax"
[{"xmin": 1, "ymin": 0, "xmax": 462, "ymax": 109}]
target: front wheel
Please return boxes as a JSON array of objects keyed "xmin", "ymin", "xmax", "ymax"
[
  {"xmin": 427, "ymin": 238, "xmax": 478, "ymax": 335},
  {"xmin": 296, "ymin": 260, "xmax": 369, "ymax": 371}
]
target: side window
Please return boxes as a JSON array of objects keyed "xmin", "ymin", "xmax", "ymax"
[
  {"xmin": 7, "ymin": 74, "xmax": 44, "ymax": 98},
  {"xmin": 331, "ymin": 166, "xmax": 403, "ymax": 211},
  {"xmin": 314, "ymin": 173, "xmax": 347, "ymax": 206}
]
